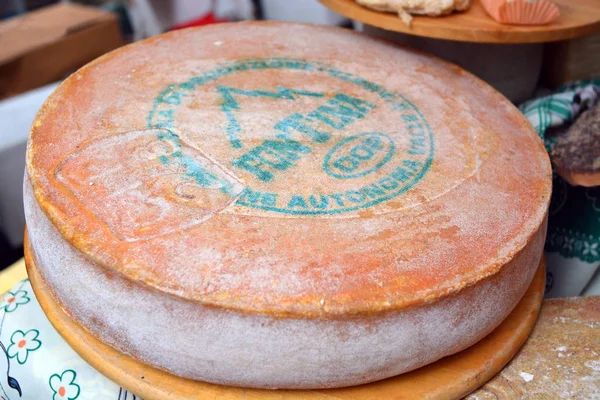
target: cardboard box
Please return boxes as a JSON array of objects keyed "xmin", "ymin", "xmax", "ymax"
[{"xmin": 0, "ymin": 3, "xmax": 124, "ymax": 99}]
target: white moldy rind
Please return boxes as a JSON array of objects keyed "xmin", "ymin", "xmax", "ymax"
[
  {"xmin": 24, "ymin": 177, "xmax": 545, "ymax": 389},
  {"xmin": 25, "ymin": 23, "xmax": 551, "ymax": 389}
]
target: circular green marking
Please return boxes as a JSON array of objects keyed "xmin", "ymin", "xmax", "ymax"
[
  {"xmin": 148, "ymin": 57, "xmax": 435, "ymax": 216},
  {"xmin": 323, "ymin": 132, "xmax": 395, "ymax": 180}
]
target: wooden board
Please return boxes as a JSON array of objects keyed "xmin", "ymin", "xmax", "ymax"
[
  {"xmin": 467, "ymin": 296, "xmax": 600, "ymax": 399},
  {"xmin": 25, "ymin": 234, "xmax": 546, "ymax": 400},
  {"xmin": 319, "ymin": 0, "xmax": 600, "ymax": 43}
]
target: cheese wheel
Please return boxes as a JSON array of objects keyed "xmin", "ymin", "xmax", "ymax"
[{"xmin": 24, "ymin": 22, "xmax": 551, "ymax": 389}]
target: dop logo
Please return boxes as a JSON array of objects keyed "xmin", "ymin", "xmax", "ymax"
[{"xmin": 323, "ymin": 132, "xmax": 395, "ymax": 179}]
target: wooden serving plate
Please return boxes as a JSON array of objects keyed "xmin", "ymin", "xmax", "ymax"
[
  {"xmin": 25, "ymin": 236, "xmax": 545, "ymax": 400},
  {"xmin": 319, "ymin": 0, "xmax": 600, "ymax": 43}
]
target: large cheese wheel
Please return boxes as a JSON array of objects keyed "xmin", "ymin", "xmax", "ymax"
[{"xmin": 24, "ymin": 22, "xmax": 551, "ymax": 389}]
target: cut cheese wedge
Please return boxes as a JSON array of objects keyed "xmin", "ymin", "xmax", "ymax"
[{"xmin": 24, "ymin": 22, "xmax": 551, "ymax": 389}]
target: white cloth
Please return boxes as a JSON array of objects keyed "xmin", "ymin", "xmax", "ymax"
[{"xmin": 0, "ymin": 279, "xmax": 142, "ymax": 400}]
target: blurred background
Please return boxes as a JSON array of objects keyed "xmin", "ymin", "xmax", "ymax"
[{"xmin": 0, "ymin": 0, "xmax": 351, "ymax": 272}]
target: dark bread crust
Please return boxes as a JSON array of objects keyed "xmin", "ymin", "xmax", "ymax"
[{"xmin": 551, "ymin": 103, "xmax": 600, "ymax": 183}]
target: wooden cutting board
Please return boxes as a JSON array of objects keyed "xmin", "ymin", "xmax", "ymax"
[{"xmin": 468, "ymin": 296, "xmax": 600, "ymax": 398}]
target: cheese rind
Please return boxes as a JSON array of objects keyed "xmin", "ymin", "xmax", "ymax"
[
  {"xmin": 25, "ymin": 22, "xmax": 551, "ymax": 388},
  {"xmin": 24, "ymin": 178, "xmax": 546, "ymax": 388}
]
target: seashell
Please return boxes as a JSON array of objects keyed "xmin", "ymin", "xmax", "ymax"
[{"xmin": 480, "ymin": 0, "xmax": 560, "ymax": 25}]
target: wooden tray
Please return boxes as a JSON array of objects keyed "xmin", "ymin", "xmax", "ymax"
[
  {"xmin": 319, "ymin": 0, "xmax": 600, "ymax": 43},
  {"xmin": 25, "ymin": 236, "xmax": 546, "ymax": 400}
]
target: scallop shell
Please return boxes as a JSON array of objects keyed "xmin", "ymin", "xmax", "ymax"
[
  {"xmin": 481, "ymin": 0, "xmax": 561, "ymax": 25},
  {"xmin": 500, "ymin": 0, "xmax": 561, "ymax": 25}
]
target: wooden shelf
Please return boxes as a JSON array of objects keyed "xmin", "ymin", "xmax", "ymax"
[{"xmin": 319, "ymin": 0, "xmax": 600, "ymax": 43}]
